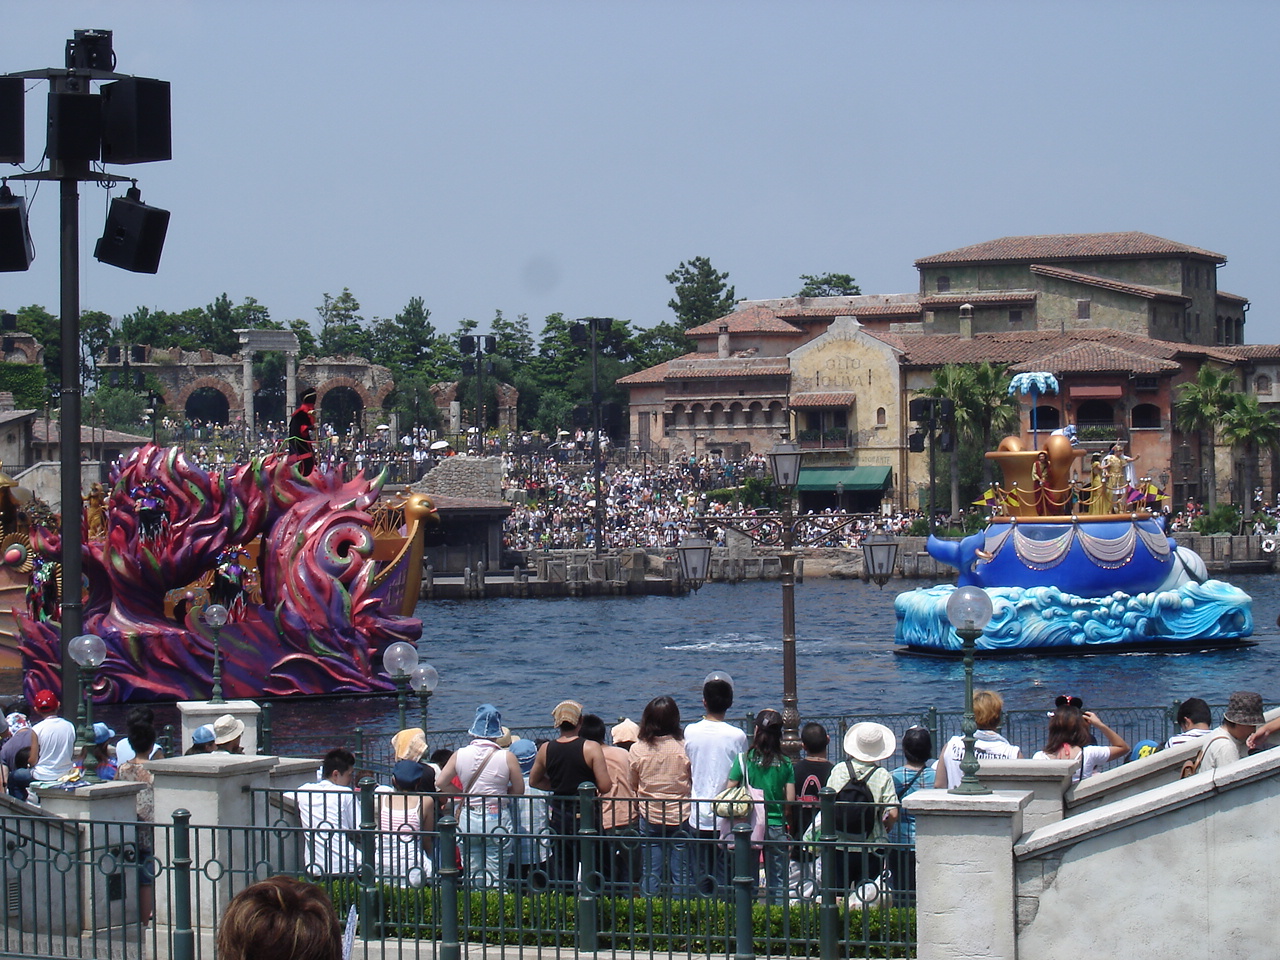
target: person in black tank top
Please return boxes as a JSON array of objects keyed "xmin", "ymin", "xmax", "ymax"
[{"xmin": 529, "ymin": 700, "xmax": 614, "ymax": 885}]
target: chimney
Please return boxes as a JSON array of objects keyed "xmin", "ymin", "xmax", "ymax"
[
  {"xmin": 718, "ymin": 323, "xmax": 731, "ymax": 359},
  {"xmin": 0, "ymin": 392, "xmax": 14, "ymax": 412}
]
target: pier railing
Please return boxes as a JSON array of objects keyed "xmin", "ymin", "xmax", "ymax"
[{"xmin": 266, "ymin": 703, "xmax": 1197, "ymax": 779}]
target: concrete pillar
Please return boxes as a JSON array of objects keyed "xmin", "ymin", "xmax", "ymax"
[
  {"xmin": 149, "ymin": 754, "xmax": 279, "ymax": 932},
  {"xmin": 906, "ymin": 789, "xmax": 1030, "ymax": 960},
  {"xmin": 286, "ymin": 350, "xmax": 298, "ymax": 414},
  {"xmin": 242, "ymin": 353, "xmax": 255, "ymax": 440},
  {"xmin": 36, "ymin": 781, "xmax": 148, "ymax": 929},
  {"xmin": 177, "ymin": 699, "xmax": 260, "ymax": 755}
]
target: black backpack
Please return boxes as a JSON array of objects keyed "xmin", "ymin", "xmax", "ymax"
[{"xmin": 832, "ymin": 760, "xmax": 878, "ymax": 836}]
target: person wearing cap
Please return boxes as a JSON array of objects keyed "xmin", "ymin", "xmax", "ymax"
[
  {"xmin": 582, "ymin": 714, "xmax": 639, "ymax": 890},
  {"xmin": 1197, "ymin": 691, "xmax": 1266, "ymax": 771},
  {"xmin": 185, "ymin": 725, "xmax": 217, "ymax": 756},
  {"xmin": 823, "ymin": 722, "xmax": 899, "ymax": 893},
  {"xmin": 11, "ymin": 689, "xmax": 76, "ymax": 801},
  {"xmin": 684, "ymin": 678, "xmax": 747, "ymax": 891},
  {"xmin": 213, "ymin": 714, "xmax": 246, "ymax": 755},
  {"xmin": 76, "ymin": 722, "xmax": 118, "ymax": 780},
  {"xmin": 437, "ymin": 704, "xmax": 524, "ymax": 888},
  {"xmin": 506, "ymin": 738, "xmax": 552, "ymax": 882},
  {"xmin": 933, "ymin": 690, "xmax": 1021, "ymax": 789},
  {"xmin": 529, "ymin": 699, "xmax": 612, "ymax": 885},
  {"xmin": 291, "ymin": 749, "xmax": 362, "ymax": 877},
  {"xmin": 375, "ymin": 760, "xmax": 436, "ymax": 885}
]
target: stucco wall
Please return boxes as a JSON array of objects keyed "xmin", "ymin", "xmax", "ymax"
[{"xmin": 419, "ymin": 456, "xmax": 504, "ymax": 501}]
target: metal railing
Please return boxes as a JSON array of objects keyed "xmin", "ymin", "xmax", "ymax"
[
  {"xmin": 0, "ymin": 787, "xmax": 916, "ymax": 960},
  {"xmin": 272, "ymin": 704, "xmax": 1196, "ymax": 780}
]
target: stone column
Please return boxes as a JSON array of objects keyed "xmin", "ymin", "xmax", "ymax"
[
  {"xmin": 242, "ymin": 352, "xmax": 254, "ymax": 442},
  {"xmin": 906, "ymin": 789, "xmax": 1030, "ymax": 960},
  {"xmin": 286, "ymin": 350, "xmax": 297, "ymax": 414},
  {"xmin": 36, "ymin": 781, "xmax": 148, "ymax": 931},
  {"xmin": 149, "ymin": 754, "xmax": 279, "ymax": 933}
]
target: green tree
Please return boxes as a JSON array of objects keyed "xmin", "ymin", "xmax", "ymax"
[
  {"xmin": 120, "ymin": 305, "xmax": 183, "ymax": 348},
  {"xmin": 11, "ymin": 304, "xmax": 60, "ymax": 392},
  {"xmin": 80, "ymin": 310, "xmax": 115, "ymax": 389},
  {"xmin": 490, "ymin": 310, "xmax": 535, "ymax": 371},
  {"xmin": 317, "ymin": 288, "xmax": 370, "ymax": 357},
  {"xmin": 631, "ymin": 320, "xmax": 693, "ymax": 368},
  {"xmin": 1175, "ymin": 364, "xmax": 1237, "ymax": 511},
  {"xmin": 369, "ymin": 297, "xmax": 441, "ymax": 375},
  {"xmin": 1219, "ymin": 393, "xmax": 1280, "ymax": 516},
  {"xmin": 86, "ymin": 384, "xmax": 148, "ymax": 433},
  {"xmin": 925, "ymin": 362, "xmax": 1018, "ymax": 515},
  {"xmin": 666, "ymin": 256, "xmax": 735, "ymax": 329},
  {"xmin": 796, "ymin": 272, "xmax": 862, "ymax": 297}
]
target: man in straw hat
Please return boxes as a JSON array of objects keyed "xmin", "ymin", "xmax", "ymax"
[{"xmin": 821, "ymin": 722, "xmax": 900, "ymax": 893}]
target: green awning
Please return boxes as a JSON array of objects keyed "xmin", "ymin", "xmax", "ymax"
[{"xmin": 795, "ymin": 465, "xmax": 892, "ymax": 492}]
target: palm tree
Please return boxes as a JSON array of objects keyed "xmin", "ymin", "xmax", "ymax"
[
  {"xmin": 925, "ymin": 363, "xmax": 1019, "ymax": 518},
  {"xmin": 1174, "ymin": 365, "xmax": 1237, "ymax": 511},
  {"xmin": 1219, "ymin": 393, "xmax": 1280, "ymax": 517}
]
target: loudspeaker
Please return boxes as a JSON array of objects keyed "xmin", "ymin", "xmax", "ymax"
[
  {"xmin": 94, "ymin": 190, "xmax": 169, "ymax": 274},
  {"xmin": 101, "ymin": 78, "xmax": 171, "ymax": 164},
  {"xmin": 0, "ymin": 189, "xmax": 33, "ymax": 272},
  {"xmin": 47, "ymin": 92, "xmax": 102, "ymax": 161},
  {"xmin": 0, "ymin": 78, "xmax": 23, "ymax": 164},
  {"xmin": 106, "ymin": 345, "xmax": 121, "ymax": 363}
]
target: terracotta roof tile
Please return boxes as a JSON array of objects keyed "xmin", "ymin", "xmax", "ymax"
[
  {"xmin": 1008, "ymin": 341, "xmax": 1180, "ymax": 375},
  {"xmin": 915, "ymin": 232, "xmax": 1226, "ymax": 266},
  {"xmin": 920, "ymin": 292, "xmax": 1038, "ymax": 307},
  {"xmin": 666, "ymin": 357, "xmax": 791, "ymax": 379},
  {"xmin": 1028, "ymin": 263, "xmax": 1190, "ymax": 303},
  {"xmin": 1223, "ymin": 344, "xmax": 1280, "ymax": 360},
  {"xmin": 686, "ymin": 305, "xmax": 806, "ymax": 336},
  {"xmin": 616, "ymin": 358, "xmax": 679, "ymax": 385},
  {"xmin": 791, "ymin": 392, "xmax": 857, "ymax": 408},
  {"xmin": 894, "ymin": 328, "xmax": 1228, "ymax": 369},
  {"xmin": 1217, "ymin": 290, "xmax": 1250, "ymax": 304}
]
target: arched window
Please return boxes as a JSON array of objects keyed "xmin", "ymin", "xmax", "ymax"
[
  {"xmin": 1074, "ymin": 399, "xmax": 1114, "ymax": 428},
  {"xmin": 746, "ymin": 402, "xmax": 761, "ymax": 425},
  {"xmin": 1031, "ymin": 405, "xmax": 1061, "ymax": 431},
  {"xmin": 687, "ymin": 404, "xmax": 700, "ymax": 427},
  {"xmin": 728, "ymin": 402, "xmax": 742, "ymax": 426},
  {"xmin": 1256, "ymin": 375, "xmax": 1273, "ymax": 396},
  {"xmin": 709, "ymin": 403, "xmax": 724, "ymax": 426},
  {"xmin": 876, "ymin": 407, "xmax": 887, "ymax": 426},
  {"xmin": 1131, "ymin": 404, "xmax": 1161, "ymax": 429}
]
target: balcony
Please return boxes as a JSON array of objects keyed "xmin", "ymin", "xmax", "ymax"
[{"xmin": 797, "ymin": 428, "xmax": 853, "ymax": 450}]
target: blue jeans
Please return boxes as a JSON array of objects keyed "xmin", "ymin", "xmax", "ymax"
[
  {"xmin": 638, "ymin": 817, "xmax": 689, "ymax": 897},
  {"xmin": 762, "ymin": 823, "xmax": 790, "ymax": 900},
  {"xmin": 458, "ymin": 800, "xmax": 509, "ymax": 889}
]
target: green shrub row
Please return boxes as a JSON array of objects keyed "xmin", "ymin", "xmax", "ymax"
[{"xmin": 321, "ymin": 881, "xmax": 916, "ymax": 957}]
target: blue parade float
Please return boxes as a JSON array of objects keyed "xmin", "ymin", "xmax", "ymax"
[{"xmin": 895, "ymin": 424, "xmax": 1254, "ymax": 657}]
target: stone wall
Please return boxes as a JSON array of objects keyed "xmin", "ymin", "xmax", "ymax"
[{"xmin": 418, "ymin": 456, "xmax": 504, "ymax": 501}]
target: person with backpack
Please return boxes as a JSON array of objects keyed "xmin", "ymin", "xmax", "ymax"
[
  {"xmin": 789, "ymin": 723, "xmax": 833, "ymax": 895},
  {"xmin": 822, "ymin": 722, "xmax": 899, "ymax": 894},
  {"xmin": 887, "ymin": 726, "xmax": 934, "ymax": 896}
]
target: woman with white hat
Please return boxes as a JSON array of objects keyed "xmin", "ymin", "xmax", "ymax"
[{"xmin": 822, "ymin": 722, "xmax": 900, "ymax": 893}]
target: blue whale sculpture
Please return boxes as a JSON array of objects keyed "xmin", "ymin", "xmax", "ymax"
[{"xmin": 926, "ymin": 516, "xmax": 1177, "ymax": 598}]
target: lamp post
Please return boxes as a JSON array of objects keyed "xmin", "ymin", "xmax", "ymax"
[
  {"xmin": 203, "ymin": 603, "xmax": 229, "ymax": 704},
  {"xmin": 768, "ymin": 440, "xmax": 805, "ymax": 757},
  {"xmin": 861, "ymin": 523, "xmax": 899, "ymax": 589},
  {"xmin": 409, "ymin": 662, "xmax": 440, "ymax": 735},
  {"xmin": 945, "ymin": 585, "xmax": 994, "ymax": 795},
  {"xmin": 571, "ymin": 318, "xmax": 613, "ymax": 558},
  {"xmin": 68, "ymin": 633, "xmax": 106, "ymax": 781},
  {"xmin": 382, "ymin": 641, "xmax": 420, "ymax": 731}
]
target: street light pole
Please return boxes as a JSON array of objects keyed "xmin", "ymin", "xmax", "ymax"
[{"xmin": 768, "ymin": 440, "xmax": 804, "ymax": 758}]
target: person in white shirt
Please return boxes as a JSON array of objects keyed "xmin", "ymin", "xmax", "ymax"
[
  {"xmin": 683, "ymin": 678, "xmax": 747, "ymax": 892},
  {"xmin": 1165, "ymin": 697, "xmax": 1215, "ymax": 749},
  {"xmin": 934, "ymin": 690, "xmax": 1021, "ymax": 788},
  {"xmin": 11, "ymin": 689, "xmax": 76, "ymax": 800},
  {"xmin": 293, "ymin": 748, "xmax": 362, "ymax": 877},
  {"xmin": 1196, "ymin": 692, "xmax": 1265, "ymax": 773}
]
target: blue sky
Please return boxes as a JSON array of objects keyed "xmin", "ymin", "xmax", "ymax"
[{"xmin": 5, "ymin": 1, "xmax": 1279, "ymax": 344}]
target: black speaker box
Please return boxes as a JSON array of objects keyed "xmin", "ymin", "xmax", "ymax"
[
  {"xmin": 0, "ymin": 193, "xmax": 33, "ymax": 272},
  {"xmin": 0, "ymin": 78, "xmax": 23, "ymax": 164},
  {"xmin": 101, "ymin": 78, "xmax": 171, "ymax": 164},
  {"xmin": 47, "ymin": 92, "xmax": 102, "ymax": 161},
  {"xmin": 95, "ymin": 194, "xmax": 169, "ymax": 274}
]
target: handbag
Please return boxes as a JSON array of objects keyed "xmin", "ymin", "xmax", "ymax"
[
  {"xmin": 716, "ymin": 753, "xmax": 767, "ymax": 848},
  {"xmin": 712, "ymin": 783, "xmax": 750, "ymax": 819}
]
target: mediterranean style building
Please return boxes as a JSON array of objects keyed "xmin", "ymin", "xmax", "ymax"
[{"xmin": 619, "ymin": 232, "xmax": 1278, "ymax": 513}]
